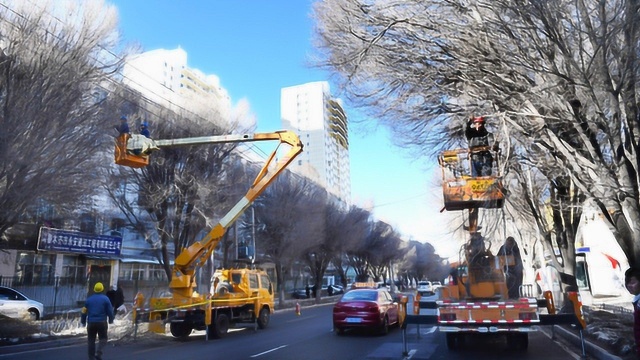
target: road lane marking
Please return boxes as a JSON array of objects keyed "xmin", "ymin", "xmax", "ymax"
[
  {"xmin": 539, "ymin": 327, "xmax": 581, "ymax": 360},
  {"xmin": 250, "ymin": 344, "xmax": 288, "ymax": 357},
  {"xmin": 403, "ymin": 349, "xmax": 417, "ymax": 359}
]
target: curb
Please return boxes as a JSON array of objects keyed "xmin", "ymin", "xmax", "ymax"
[
  {"xmin": 541, "ymin": 325, "xmax": 623, "ymax": 360},
  {"xmin": 0, "ymin": 336, "xmax": 84, "ymax": 356}
]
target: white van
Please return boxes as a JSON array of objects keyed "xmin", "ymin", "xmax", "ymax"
[{"xmin": 417, "ymin": 281, "xmax": 433, "ymax": 295}]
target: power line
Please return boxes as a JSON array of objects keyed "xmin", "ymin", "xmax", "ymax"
[
  {"xmin": 367, "ymin": 192, "xmax": 429, "ymax": 208},
  {"xmin": 0, "ymin": 0, "xmax": 272, "ymax": 160}
]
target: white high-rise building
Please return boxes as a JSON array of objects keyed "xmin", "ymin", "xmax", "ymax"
[
  {"xmin": 281, "ymin": 81, "xmax": 350, "ymax": 205},
  {"xmin": 121, "ymin": 48, "xmax": 231, "ymax": 120}
]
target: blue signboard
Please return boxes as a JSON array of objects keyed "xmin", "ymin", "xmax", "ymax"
[{"xmin": 37, "ymin": 227, "xmax": 122, "ymax": 256}]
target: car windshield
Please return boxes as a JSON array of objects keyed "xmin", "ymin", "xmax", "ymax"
[{"xmin": 342, "ymin": 290, "xmax": 377, "ymax": 301}]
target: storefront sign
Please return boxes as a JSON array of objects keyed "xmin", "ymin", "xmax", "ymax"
[{"xmin": 37, "ymin": 227, "xmax": 122, "ymax": 256}]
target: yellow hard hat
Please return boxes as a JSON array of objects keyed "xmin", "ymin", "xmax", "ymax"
[{"xmin": 94, "ymin": 282, "xmax": 104, "ymax": 293}]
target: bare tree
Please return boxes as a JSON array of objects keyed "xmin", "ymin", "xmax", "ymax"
[
  {"xmin": 328, "ymin": 205, "xmax": 372, "ymax": 286},
  {"xmin": 313, "ymin": 0, "xmax": 640, "ymax": 273},
  {"xmin": 0, "ymin": 0, "xmax": 123, "ymax": 240},
  {"xmin": 345, "ymin": 219, "xmax": 404, "ymax": 282},
  {"xmin": 106, "ymin": 102, "xmax": 245, "ymax": 279},
  {"xmin": 246, "ymin": 171, "xmax": 326, "ymax": 303},
  {"xmin": 366, "ymin": 221, "xmax": 405, "ymax": 283}
]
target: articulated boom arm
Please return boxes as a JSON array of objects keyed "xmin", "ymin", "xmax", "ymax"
[
  {"xmin": 115, "ymin": 130, "xmax": 303, "ymax": 302},
  {"xmin": 170, "ymin": 131, "xmax": 302, "ymax": 300}
]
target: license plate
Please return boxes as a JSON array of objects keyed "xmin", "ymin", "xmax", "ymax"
[{"xmin": 346, "ymin": 317, "xmax": 362, "ymax": 323}]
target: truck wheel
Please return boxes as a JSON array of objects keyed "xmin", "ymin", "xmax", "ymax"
[
  {"xmin": 208, "ymin": 313, "xmax": 230, "ymax": 339},
  {"xmin": 507, "ymin": 333, "xmax": 528, "ymax": 350},
  {"xmin": 257, "ymin": 308, "xmax": 270, "ymax": 329},
  {"xmin": 446, "ymin": 333, "xmax": 461, "ymax": 350},
  {"xmin": 169, "ymin": 322, "xmax": 192, "ymax": 339}
]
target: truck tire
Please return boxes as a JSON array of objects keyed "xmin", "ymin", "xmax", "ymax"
[
  {"xmin": 257, "ymin": 308, "xmax": 270, "ymax": 329},
  {"xmin": 446, "ymin": 333, "xmax": 461, "ymax": 350},
  {"xmin": 208, "ymin": 313, "xmax": 230, "ymax": 339},
  {"xmin": 169, "ymin": 322, "xmax": 192, "ymax": 339},
  {"xmin": 507, "ymin": 333, "xmax": 528, "ymax": 350}
]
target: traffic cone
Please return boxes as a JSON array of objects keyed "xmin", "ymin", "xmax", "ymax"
[{"xmin": 295, "ymin": 302, "xmax": 301, "ymax": 316}]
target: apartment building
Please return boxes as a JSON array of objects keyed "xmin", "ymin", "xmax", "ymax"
[{"xmin": 280, "ymin": 81, "xmax": 351, "ymax": 205}]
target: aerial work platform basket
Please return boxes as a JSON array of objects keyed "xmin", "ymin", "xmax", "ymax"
[
  {"xmin": 114, "ymin": 134, "xmax": 149, "ymax": 168},
  {"xmin": 438, "ymin": 148, "xmax": 504, "ymax": 211}
]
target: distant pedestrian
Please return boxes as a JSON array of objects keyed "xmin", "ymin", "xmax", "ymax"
[
  {"xmin": 106, "ymin": 284, "xmax": 125, "ymax": 315},
  {"xmin": 81, "ymin": 282, "xmax": 114, "ymax": 360},
  {"xmin": 624, "ymin": 267, "xmax": 640, "ymax": 356},
  {"xmin": 305, "ymin": 285, "xmax": 310, "ymax": 299},
  {"xmin": 114, "ymin": 285, "xmax": 125, "ymax": 312}
]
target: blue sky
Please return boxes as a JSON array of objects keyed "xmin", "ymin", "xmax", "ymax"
[{"xmin": 110, "ymin": 0, "xmax": 456, "ymax": 258}]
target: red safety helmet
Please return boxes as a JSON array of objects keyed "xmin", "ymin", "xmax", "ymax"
[{"xmin": 472, "ymin": 116, "xmax": 485, "ymax": 123}]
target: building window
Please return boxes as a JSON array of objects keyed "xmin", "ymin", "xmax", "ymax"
[
  {"xmin": 120, "ymin": 263, "xmax": 145, "ymax": 281},
  {"xmin": 14, "ymin": 252, "xmax": 55, "ymax": 286},
  {"xmin": 119, "ymin": 263, "xmax": 167, "ymax": 282},
  {"xmin": 61, "ymin": 255, "xmax": 86, "ymax": 285},
  {"xmin": 149, "ymin": 266, "xmax": 167, "ymax": 281}
]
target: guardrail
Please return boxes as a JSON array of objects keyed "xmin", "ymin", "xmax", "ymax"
[{"xmin": 399, "ymin": 292, "xmax": 587, "ymax": 358}]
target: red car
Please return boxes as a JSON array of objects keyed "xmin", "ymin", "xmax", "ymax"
[{"xmin": 332, "ymin": 288, "xmax": 399, "ymax": 335}]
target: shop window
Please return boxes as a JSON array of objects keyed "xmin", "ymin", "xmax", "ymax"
[
  {"xmin": 61, "ymin": 255, "xmax": 86, "ymax": 285},
  {"xmin": 120, "ymin": 263, "xmax": 144, "ymax": 281},
  {"xmin": 149, "ymin": 265, "xmax": 168, "ymax": 281},
  {"xmin": 15, "ymin": 252, "xmax": 55, "ymax": 286}
]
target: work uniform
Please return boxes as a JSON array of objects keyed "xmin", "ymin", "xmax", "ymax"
[
  {"xmin": 81, "ymin": 283, "xmax": 114, "ymax": 360},
  {"xmin": 465, "ymin": 118, "xmax": 495, "ymax": 177}
]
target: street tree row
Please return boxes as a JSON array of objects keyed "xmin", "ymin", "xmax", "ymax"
[
  {"xmin": 0, "ymin": 0, "xmax": 449, "ymax": 303},
  {"xmin": 312, "ymin": 0, "xmax": 640, "ymax": 292}
]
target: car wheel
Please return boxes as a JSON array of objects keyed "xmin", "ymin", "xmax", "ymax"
[
  {"xmin": 334, "ymin": 326, "xmax": 345, "ymax": 336},
  {"xmin": 507, "ymin": 333, "xmax": 528, "ymax": 350},
  {"xmin": 257, "ymin": 308, "xmax": 270, "ymax": 329},
  {"xmin": 28, "ymin": 308, "xmax": 40, "ymax": 321},
  {"xmin": 378, "ymin": 316, "xmax": 389, "ymax": 335},
  {"xmin": 446, "ymin": 333, "xmax": 462, "ymax": 350}
]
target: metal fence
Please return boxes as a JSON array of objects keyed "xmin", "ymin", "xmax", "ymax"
[
  {"xmin": 1, "ymin": 276, "xmax": 182, "ymax": 316},
  {"xmin": 1, "ymin": 276, "xmax": 87, "ymax": 316},
  {"xmin": 592, "ymin": 302, "xmax": 633, "ymax": 315}
]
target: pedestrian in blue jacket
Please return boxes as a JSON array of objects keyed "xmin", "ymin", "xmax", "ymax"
[{"xmin": 81, "ymin": 282, "xmax": 114, "ymax": 360}]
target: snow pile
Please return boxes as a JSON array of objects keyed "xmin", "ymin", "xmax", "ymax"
[{"xmin": 46, "ymin": 309, "xmax": 140, "ymax": 341}]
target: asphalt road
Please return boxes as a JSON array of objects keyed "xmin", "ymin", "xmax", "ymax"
[{"xmin": 0, "ymin": 301, "xmax": 585, "ymax": 360}]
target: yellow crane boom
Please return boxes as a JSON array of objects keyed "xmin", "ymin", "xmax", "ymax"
[{"xmin": 115, "ymin": 130, "xmax": 303, "ymax": 302}]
